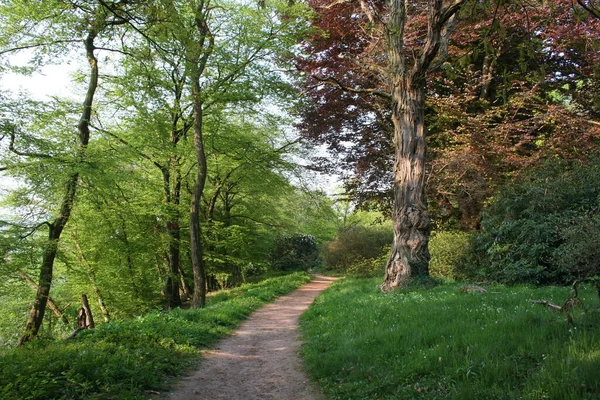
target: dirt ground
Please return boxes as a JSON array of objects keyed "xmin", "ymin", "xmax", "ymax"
[{"xmin": 165, "ymin": 275, "xmax": 338, "ymax": 400}]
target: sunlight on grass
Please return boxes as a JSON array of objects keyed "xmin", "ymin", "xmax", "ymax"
[{"xmin": 300, "ymin": 277, "xmax": 600, "ymax": 400}]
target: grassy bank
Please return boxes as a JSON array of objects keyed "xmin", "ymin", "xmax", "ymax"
[
  {"xmin": 300, "ymin": 276, "xmax": 600, "ymax": 400},
  {"xmin": 0, "ymin": 272, "xmax": 311, "ymax": 400}
]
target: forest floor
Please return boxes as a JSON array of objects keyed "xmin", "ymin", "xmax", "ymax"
[{"xmin": 164, "ymin": 274, "xmax": 338, "ymax": 400}]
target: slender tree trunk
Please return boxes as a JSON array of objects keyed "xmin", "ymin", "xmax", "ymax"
[
  {"xmin": 18, "ymin": 29, "xmax": 99, "ymax": 344},
  {"xmin": 18, "ymin": 271, "xmax": 69, "ymax": 325},
  {"xmin": 166, "ymin": 220, "xmax": 182, "ymax": 307},
  {"xmin": 223, "ymin": 189, "xmax": 242, "ymax": 286},
  {"xmin": 189, "ymin": 91, "xmax": 208, "ymax": 307},
  {"xmin": 119, "ymin": 221, "xmax": 140, "ymax": 298},
  {"xmin": 187, "ymin": 4, "xmax": 214, "ymax": 308},
  {"xmin": 178, "ymin": 263, "xmax": 193, "ymax": 299}
]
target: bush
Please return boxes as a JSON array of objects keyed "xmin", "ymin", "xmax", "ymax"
[
  {"xmin": 270, "ymin": 235, "xmax": 320, "ymax": 271},
  {"xmin": 552, "ymin": 210, "xmax": 600, "ymax": 280},
  {"xmin": 463, "ymin": 158, "xmax": 600, "ymax": 284},
  {"xmin": 428, "ymin": 230, "xmax": 472, "ymax": 279},
  {"xmin": 322, "ymin": 225, "xmax": 392, "ymax": 275}
]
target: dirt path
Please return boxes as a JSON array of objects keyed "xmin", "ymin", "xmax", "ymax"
[{"xmin": 166, "ymin": 275, "xmax": 338, "ymax": 400}]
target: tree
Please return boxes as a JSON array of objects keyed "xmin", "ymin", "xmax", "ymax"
[
  {"xmin": 0, "ymin": 0, "xmax": 133, "ymax": 344},
  {"xmin": 299, "ymin": 0, "xmax": 465, "ymax": 288},
  {"xmin": 299, "ymin": 0, "xmax": 600, "ymax": 283}
]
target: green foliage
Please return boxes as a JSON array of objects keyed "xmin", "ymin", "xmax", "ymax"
[
  {"xmin": 463, "ymin": 159, "xmax": 600, "ymax": 284},
  {"xmin": 0, "ymin": 272, "xmax": 311, "ymax": 400},
  {"xmin": 429, "ymin": 231, "xmax": 472, "ymax": 279},
  {"xmin": 270, "ymin": 234, "xmax": 320, "ymax": 271},
  {"xmin": 553, "ymin": 212, "xmax": 600, "ymax": 281},
  {"xmin": 322, "ymin": 214, "xmax": 393, "ymax": 275},
  {"xmin": 300, "ymin": 276, "xmax": 600, "ymax": 400}
]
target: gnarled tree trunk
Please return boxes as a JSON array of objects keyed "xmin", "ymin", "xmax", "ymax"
[
  {"xmin": 381, "ymin": 0, "xmax": 464, "ymax": 291},
  {"xmin": 381, "ymin": 76, "xmax": 431, "ymax": 290}
]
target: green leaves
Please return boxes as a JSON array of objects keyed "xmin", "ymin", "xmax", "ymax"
[{"xmin": 465, "ymin": 158, "xmax": 600, "ymax": 284}]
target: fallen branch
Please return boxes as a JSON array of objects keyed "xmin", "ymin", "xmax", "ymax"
[
  {"xmin": 528, "ymin": 281, "xmax": 585, "ymax": 323},
  {"xmin": 19, "ymin": 271, "xmax": 70, "ymax": 325}
]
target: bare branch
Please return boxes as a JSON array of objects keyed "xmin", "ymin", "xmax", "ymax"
[
  {"xmin": 0, "ymin": 40, "xmax": 79, "ymax": 57},
  {"xmin": 312, "ymin": 74, "xmax": 392, "ymax": 99}
]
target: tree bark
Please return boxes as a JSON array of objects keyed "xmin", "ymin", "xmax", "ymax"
[
  {"xmin": 189, "ymin": 89, "xmax": 208, "ymax": 307},
  {"xmin": 77, "ymin": 294, "xmax": 95, "ymax": 329},
  {"xmin": 381, "ymin": 76, "xmax": 431, "ymax": 290},
  {"xmin": 18, "ymin": 271, "xmax": 69, "ymax": 325},
  {"xmin": 381, "ymin": 0, "xmax": 463, "ymax": 291},
  {"xmin": 187, "ymin": 2, "xmax": 214, "ymax": 308},
  {"xmin": 18, "ymin": 28, "xmax": 99, "ymax": 344}
]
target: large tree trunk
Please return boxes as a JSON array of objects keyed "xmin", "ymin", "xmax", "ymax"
[
  {"xmin": 381, "ymin": 76, "xmax": 431, "ymax": 290},
  {"xmin": 380, "ymin": 0, "xmax": 463, "ymax": 291},
  {"xmin": 18, "ymin": 29, "xmax": 98, "ymax": 345}
]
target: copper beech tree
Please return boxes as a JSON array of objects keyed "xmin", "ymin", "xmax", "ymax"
[
  {"xmin": 299, "ymin": 0, "xmax": 600, "ymax": 289},
  {"xmin": 300, "ymin": 0, "xmax": 466, "ymax": 289}
]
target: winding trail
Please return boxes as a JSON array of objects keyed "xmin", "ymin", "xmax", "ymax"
[{"xmin": 166, "ymin": 275, "xmax": 338, "ymax": 400}]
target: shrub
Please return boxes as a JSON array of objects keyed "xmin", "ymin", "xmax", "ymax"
[
  {"xmin": 552, "ymin": 210, "xmax": 600, "ymax": 280},
  {"xmin": 270, "ymin": 235, "xmax": 320, "ymax": 271},
  {"xmin": 464, "ymin": 158, "xmax": 600, "ymax": 284},
  {"xmin": 322, "ymin": 225, "xmax": 392, "ymax": 275},
  {"xmin": 428, "ymin": 230, "xmax": 472, "ymax": 279}
]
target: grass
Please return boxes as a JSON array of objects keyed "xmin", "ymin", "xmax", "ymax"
[
  {"xmin": 0, "ymin": 271, "xmax": 312, "ymax": 400},
  {"xmin": 300, "ymin": 276, "xmax": 600, "ymax": 400}
]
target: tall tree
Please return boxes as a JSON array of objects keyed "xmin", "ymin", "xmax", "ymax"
[
  {"xmin": 0, "ymin": 0, "xmax": 144, "ymax": 343},
  {"xmin": 299, "ymin": 0, "xmax": 600, "ymax": 281},
  {"xmin": 381, "ymin": 0, "xmax": 465, "ymax": 289},
  {"xmin": 299, "ymin": 0, "xmax": 465, "ymax": 288}
]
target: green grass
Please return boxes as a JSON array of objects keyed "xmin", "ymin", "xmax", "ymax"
[
  {"xmin": 300, "ymin": 276, "xmax": 600, "ymax": 400},
  {"xmin": 0, "ymin": 272, "xmax": 312, "ymax": 400}
]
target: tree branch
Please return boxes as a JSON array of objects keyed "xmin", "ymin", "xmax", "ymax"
[
  {"xmin": 0, "ymin": 40, "xmax": 79, "ymax": 56},
  {"xmin": 7, "ymin": 128, "xmax": 53, "ymax": 159},
  {"xmin": 91, "ymin": 124, "xmax": 165, "ymax": 171},
  {"xmin": 577, "ymin": 0, "xmax": 600, "ymax": 19},
  {"xmin": 311, "ymin": 74, "xmax": 391, "ymax": 99}
]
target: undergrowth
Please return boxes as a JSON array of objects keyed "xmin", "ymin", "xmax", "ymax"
[
  {"xmin": 300, "ymin": 276, "xmax": 600, "ymax": 400},
  {"xmin": 0, "ymin": 272, "xmax": 311, "ymax": 400}
]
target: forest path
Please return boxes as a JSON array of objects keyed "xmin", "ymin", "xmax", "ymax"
[{"xmin": 165, "ymin": 274, "xmax": 338, "ymax": 400}]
